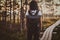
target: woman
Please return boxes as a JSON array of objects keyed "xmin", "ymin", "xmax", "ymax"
[{"xmin": 26, "ymin": 0, "xmax": 42, "ymax": 40}]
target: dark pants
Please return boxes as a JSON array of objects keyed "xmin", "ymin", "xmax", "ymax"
[{"xmin": 27, "ymin": 23, "xmax": 40, "ymax": 40}]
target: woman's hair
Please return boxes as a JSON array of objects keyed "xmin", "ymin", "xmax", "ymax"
[{"xmin": 29, "ymin": 1, "xmax": 38, "ymax": 10}]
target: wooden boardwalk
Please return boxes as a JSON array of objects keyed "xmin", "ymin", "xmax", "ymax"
[{"xmin": 41, "ymin": 20, "xmax": 60, "ymax": 40}]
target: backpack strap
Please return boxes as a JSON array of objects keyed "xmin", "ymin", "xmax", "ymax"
[{"xmin": 35, "ymin": 10, "xmax": 39, "ymax": 16}]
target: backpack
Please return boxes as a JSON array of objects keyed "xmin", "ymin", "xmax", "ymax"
[{"xmin": 26, "ymin": 10, "xmax": 40, "ymax": 25}]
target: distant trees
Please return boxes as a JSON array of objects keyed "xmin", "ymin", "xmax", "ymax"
[{"xmin": 45, "ymin": 0, "xmax": 52, "ymax": 2}]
